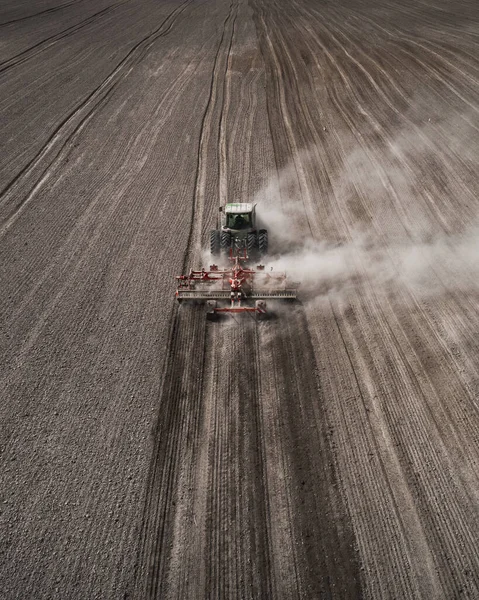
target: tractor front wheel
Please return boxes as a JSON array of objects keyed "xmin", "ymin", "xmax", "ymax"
[
  {"xmin": 258, "ymin": 229, "xmax": 268, "ymax": 256},
  {"xmin": 210, "ymin": 230, "xmax": 221, "ymax": 256},
  {"xmin": 220, "ymin": 231, "xmax": 231, "ymax": 253},
  {"xmin": 247, "ymin": 232, "xmax": 258, "ymax": 258}
]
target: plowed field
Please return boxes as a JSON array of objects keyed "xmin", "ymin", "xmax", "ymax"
[{"xmin": 1, "ymin": 0, "xmax": 478, "ymax": 598}]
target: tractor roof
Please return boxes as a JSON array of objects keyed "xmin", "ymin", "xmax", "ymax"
[{"xmin": 224, "ymin": 203, "xmax": 253, "ymax": 213}]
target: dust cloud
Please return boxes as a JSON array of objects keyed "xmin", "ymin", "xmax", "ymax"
[
  {"xmin": 254, "ymin": 138, "xmax": 479, "ymax": 301},
  {"xmin": 259, "ymin": 227, "xmax": 479, "ymax": 300}
]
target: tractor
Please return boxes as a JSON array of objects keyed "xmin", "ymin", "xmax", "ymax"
[
  {"xmin": 210, "ymin": 203, "xmax": 268, "ymax": 260},
  {"xmin": 176, "ymin": 203, "xmax": 297, "ymax": 319}
]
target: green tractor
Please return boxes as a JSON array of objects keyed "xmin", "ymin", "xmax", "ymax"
[{"xmin": 210, "ymin": 203, "xmax": 268, "ymax": 259}]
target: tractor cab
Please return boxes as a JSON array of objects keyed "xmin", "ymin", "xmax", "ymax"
[
  {"xmin": 226, "ymin": 212, "xmax": 251, "ymax": 230},
  {"xmin": 222, "ymin": 203, "xmax": 255, "ymax": 232}
]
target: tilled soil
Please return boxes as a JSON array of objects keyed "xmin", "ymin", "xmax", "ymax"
[{"xmin": 1, "ymin": 0, "xmax": 478, "ymax": 598}]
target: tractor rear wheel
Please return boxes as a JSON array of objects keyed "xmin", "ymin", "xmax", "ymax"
[
  {"xmin": 247, "ymin": 232, "xmax": 258, "ymax": 258},
  {"xmin": 210, "ymin": 230, "xmax": 221, "ymax": 256},
  {"xmin": 220, "ymin": 231, "xmax": 231, "ymax": 253},
  {"xmin": 258, "ymin": 229, "xmax": 268, "ymax": 256}
]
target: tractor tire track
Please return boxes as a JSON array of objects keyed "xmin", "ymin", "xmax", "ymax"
[
  {"xmin": 0, "ymin": 0, "xmax": 195, "ymax": 233},
  {"xmin": 134, "ymin": 2, "xmax": 240, "ymax": 597},
  {"xmin": 0, "ymin": 0, "xmax": 85, "ymax": 27},
  {"xmin": 0, "ymin": 2, "xmax": 128, "ymax": 74},
  {"xmin": 257, "ymin": 312, "xmax": 363, "ymax": 598}
]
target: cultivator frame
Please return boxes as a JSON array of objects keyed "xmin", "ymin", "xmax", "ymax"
[{"xmin": 176, "ymin": 249, "xmax": 297, "ymax": 319}]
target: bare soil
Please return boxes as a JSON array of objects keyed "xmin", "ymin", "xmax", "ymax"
[{"xmin": 1, "ymin": 0, "xmax": 478, "ymax": 598}]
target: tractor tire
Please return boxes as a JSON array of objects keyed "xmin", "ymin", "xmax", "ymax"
[
  {"xmin": 220, "ymin": 231, "xmax": 231, "ymax": 253},
  {"xmin": 255, "ymin": 300, "xmax": 268, "ymax": 320},
  {"xmin": 206, "ymin": 300, "xmax": 218, "ymax": 321},
  {"xmin": 210, "ymin": 230, "xmax": 221, "ymax": 257},
  {"xmin": 247, "ymin": 232, "xmax": 258, "ymax": 258},
  {"xmin": 258, "ymin": 229, "xmax": 268, "ymax": 256}
]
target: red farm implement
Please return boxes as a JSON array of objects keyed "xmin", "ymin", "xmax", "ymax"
[{"xmin": 176, "ymin": 250, "xmax": 297, "ymax": 320}]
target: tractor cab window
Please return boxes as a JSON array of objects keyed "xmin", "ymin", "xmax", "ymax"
[{"xmin": 227, "ymin": 213, "xmax": 251, "ymax": 230}]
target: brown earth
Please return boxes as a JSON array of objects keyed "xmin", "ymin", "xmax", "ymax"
[{"xmin": 1, "ymin": 0, "xmax": 478, "ymax": 598}]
